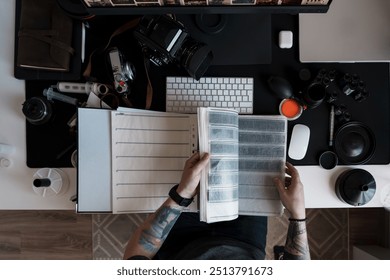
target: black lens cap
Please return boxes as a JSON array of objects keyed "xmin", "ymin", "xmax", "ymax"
[{"xmin": 319, "ymin": 151, "xmax": 338, "ymax": 170}]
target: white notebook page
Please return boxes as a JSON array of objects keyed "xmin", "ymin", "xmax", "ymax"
[{"xmin": 111, "ymin": 110, "xmax": 197, "ymax": 213}]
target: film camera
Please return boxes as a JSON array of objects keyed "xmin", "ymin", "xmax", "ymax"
[{"xmin": 134, "ymin": 15, "xmax": 213, "ymax": 80}]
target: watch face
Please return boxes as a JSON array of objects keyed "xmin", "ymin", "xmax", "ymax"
[{"xmin": 178, "ymin": 199, "xmax": 191, "ymax": 207}]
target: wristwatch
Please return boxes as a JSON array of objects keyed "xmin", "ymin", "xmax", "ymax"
[{"xmin": 169, "ymin": 184, "xmax": 193, "ymax": 207}]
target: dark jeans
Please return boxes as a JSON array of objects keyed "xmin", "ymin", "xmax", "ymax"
[{"xmin": 154, "ymin": 213, "xmax": 267, "ymax": 259}]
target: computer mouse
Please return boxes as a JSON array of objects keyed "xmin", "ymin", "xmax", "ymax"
[
  {"xmin": 267, "ymin": 76, "xmax": 294, "ymax": 100},
  {"xmin": 288, "ymin": 124, "xmax": 310, "ymax": 160}
]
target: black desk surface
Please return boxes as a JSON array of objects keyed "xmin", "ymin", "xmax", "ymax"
[{"xmin": 25, "ymin": 14, "xmax": 390, "ymax": 168}]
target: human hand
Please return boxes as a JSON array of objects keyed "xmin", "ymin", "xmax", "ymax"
[
  {"xmin": 177, "ymin": 152, "xmax": 210, "ymax": 199},
  {"xmin": 274, "ymin": 162, "xmax": 306, "ymax": 219}
]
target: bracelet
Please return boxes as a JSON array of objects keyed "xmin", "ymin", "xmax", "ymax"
[{"xmin": 288, "ymin": 217, "xmax": 307, "ymax": 222}]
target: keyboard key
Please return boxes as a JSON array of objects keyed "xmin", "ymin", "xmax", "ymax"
[{"xmin": 166, "ymin": 76, "xmax": 254, "ymax": 114}]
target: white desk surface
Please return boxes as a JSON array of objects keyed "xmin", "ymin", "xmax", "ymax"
[
  {"xmin": 1, "ymin": 0, "xmax": 389, "ymax": 211},
  {"xmin": 0, "ymin": 0, "xmax": 76, "ymax": 210}
]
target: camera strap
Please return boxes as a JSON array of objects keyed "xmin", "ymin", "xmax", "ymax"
[
  {"xmin": 83, "ymin": 18, "xmax": 153, "ymax": 110},
  {"xmin": 142, "ymin": 49, "xmax": 153, "ymax": 110}
]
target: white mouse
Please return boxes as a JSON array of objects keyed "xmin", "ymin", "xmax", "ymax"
[{"xmin": 288, "ymin": 124, "xmax": 310, "ymax": 160}]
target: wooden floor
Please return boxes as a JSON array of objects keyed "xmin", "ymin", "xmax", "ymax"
[
  {"xmin": 348, "ymin": 207, "xmax": 388, "ymax": 256},
  {"xmin": 0, "ymin": 208, "xmax": 387, "ymax": 259},
  {"xmin": 0, "ymin": 211, "xmax": 92, "ymax": 260}
]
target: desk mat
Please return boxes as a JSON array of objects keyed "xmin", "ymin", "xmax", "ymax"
[
  {"xmin": 284, "ymin": 64, "xmax": 390, "ymax": 166},
  {"xmin": 175, "ymin": 14, "xmax": 272, "ymax": 66},
  {"xmin": 270, "ymin": 15, "xmax": 390, "ymax": 166},
  {"xmin": 25, "ymin": 80, "xmax": 81, "ymax": 168},
  {"xmin": 23, "ymin": 14, "xmax": 390, "ymax": 167}
]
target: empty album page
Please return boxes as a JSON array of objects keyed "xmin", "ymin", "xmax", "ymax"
[{"xmin": 111, "ymin": 110, "xmax": 197, "ymax": 213}]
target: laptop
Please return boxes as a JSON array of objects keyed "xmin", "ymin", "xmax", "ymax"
[{"xmin": 299, "ymin": 0, "xmax": 390, "ymax": 63}]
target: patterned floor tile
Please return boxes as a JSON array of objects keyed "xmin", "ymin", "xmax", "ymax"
[
  {"xmin": 266, "ymin": 209, "xmax": 349, "ymax": 260},
  {"xmin": 92, "ymin": 213, "xmax": 147, "ymax": 260}
]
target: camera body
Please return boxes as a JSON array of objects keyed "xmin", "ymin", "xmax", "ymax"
[
  {"xmin": 108, "ymin": 47, "xmax": 130, "ymax": 94},
  {"xmin": 134, "ymin": 15, "xmax": 213, "ymax": 80}
]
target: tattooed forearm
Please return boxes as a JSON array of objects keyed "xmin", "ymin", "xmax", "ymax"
[
  {"xmin": 283, "ymin": 220, "xmax": 311, "ymax": 260},
  {"xmin": 138, "ymin": 206, "xmax": 181, "ymax": 254}
]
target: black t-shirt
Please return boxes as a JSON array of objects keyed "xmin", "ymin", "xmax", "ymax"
[{"xmin": 129, "ymin": 236, "xmax": 265, "ymax": 260}]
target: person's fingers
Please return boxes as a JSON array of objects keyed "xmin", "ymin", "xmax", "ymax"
[
  {"xmin": 286, "ymin": 162, "xmax": 300, "ymax": 180},
  {"xmin": 274, "ymin": 177, "xmax": 287, "ymax": 194},
  {"xmin": 186, "ymin": 151, "xmax": 201, "ymax": 164},
  {"xmin": 191, "ymin": 153, "xmax": 210, "ymax": 173},
  {"xmin": 200, "ymin": 152, "xmax": 210, "ymax": 162},
  {"xmin": 285, "ymin": 177, "xmax": 292, "ymax": 187}
]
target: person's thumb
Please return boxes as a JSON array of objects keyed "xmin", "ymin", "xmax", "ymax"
[{"xmin": 193, "ymin": 153, "xmax": 210, "ymax": 173}]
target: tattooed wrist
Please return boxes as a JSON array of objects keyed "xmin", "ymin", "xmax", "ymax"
[
  {"xmin": 288, "ymin": 220, "xmax": 307, "ymax": 235},
  {"xmin": 138, "ymin": 205, "xmax": 182, "ymax": 254},
  {"xmin": 284, "ymin": 219, "xmax": 310, "ymax": 260}
]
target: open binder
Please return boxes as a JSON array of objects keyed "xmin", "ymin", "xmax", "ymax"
[{"xmin": 78, "ymin": 107, "xmax": 286, "ymax": 222}]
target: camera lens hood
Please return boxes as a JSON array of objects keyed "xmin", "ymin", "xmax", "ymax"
[{"xmin": 182, "ymin": 44, "xmax": 213, "ymax": 80}]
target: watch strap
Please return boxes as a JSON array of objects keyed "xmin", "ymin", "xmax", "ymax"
[{"xmin": 169, "ymin": 184, "xmax": 193, "ymax": 207}]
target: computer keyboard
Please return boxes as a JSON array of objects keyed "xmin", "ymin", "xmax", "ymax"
[{"xmin": 166, "ymin": 76, "xmax": 254, "ymax": 114}]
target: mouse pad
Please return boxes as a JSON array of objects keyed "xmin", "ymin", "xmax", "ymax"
[{"xmin": 175, "ymin": 14, "xmax": 272, "ymax": 66}]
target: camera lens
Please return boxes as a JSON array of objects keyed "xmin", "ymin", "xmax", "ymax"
[
  {"xmin": 22, "ymin": 97, "xmax": 53, "ymax": 125},
  {"xmin": 303, "ymin": 83, "xmax": 326, "ymax": 109},
  {"xmin": 180, "ymin": 40, "xmax": 213, "ymax": 80},
  {"xmin": 135, "ymin": 15, "xmax": 213, "ymax": 80}
]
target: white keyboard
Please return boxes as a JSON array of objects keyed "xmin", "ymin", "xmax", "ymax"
[{"xmin": 166, "ymin": 76, "xmax": 254, "ymax": 114}]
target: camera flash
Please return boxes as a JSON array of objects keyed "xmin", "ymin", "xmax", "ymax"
[{"xmin": 279, "ymin": 31, "xmax": 293, "ymax": 49}]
